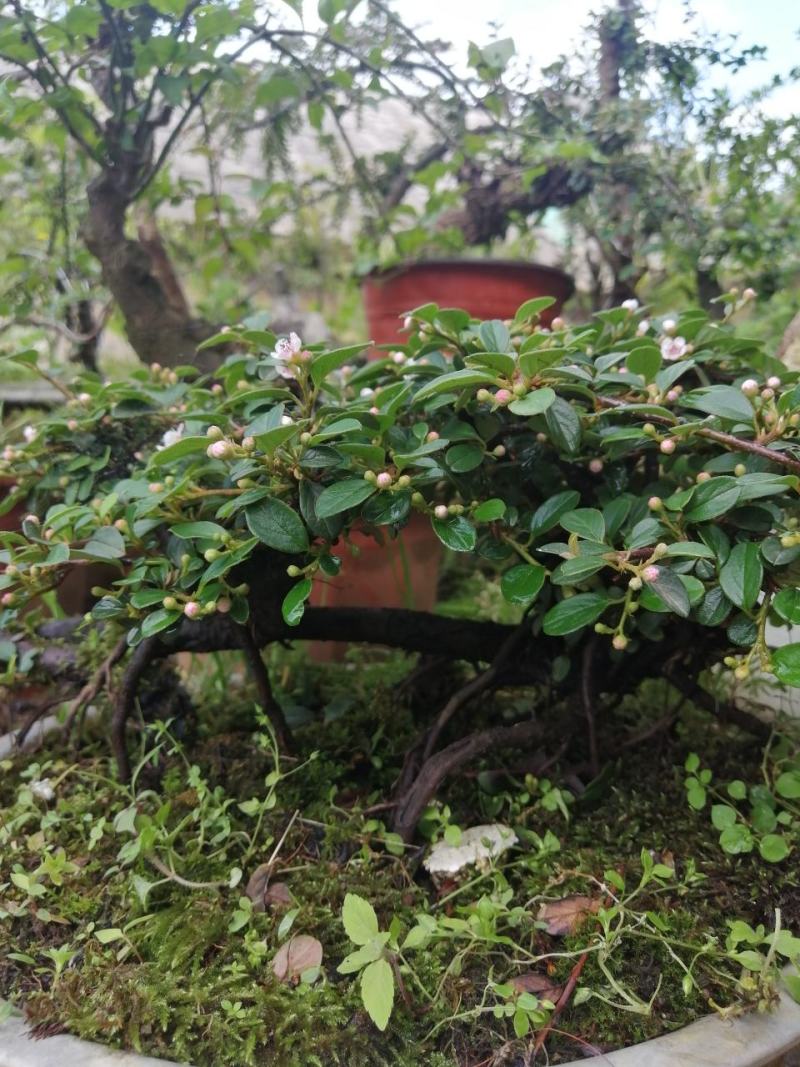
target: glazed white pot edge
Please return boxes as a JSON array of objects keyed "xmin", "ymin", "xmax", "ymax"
[{"xmin": 559, "ymin": 971, "xmax": 800, "ymax": 1067}]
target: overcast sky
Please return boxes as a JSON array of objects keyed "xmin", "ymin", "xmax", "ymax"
[{"xmin": 388, "ymin": 0, "xmax": 800, "ymax": 113}]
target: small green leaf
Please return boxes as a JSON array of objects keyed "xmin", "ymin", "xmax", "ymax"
[
  {"xmin": 719, "ymin": 824, "xmax": 754, "ymax": 854},
  {"xmin": 473, "ymin": 498, "xmax": 506, "ymax": 522},
  {"xmin": 431, "ymin": 515, "xmax": 477, "ymax": 552},
  {"xmin": 561, "ymin": 508, "xmax": 605, "ymax": 543},
  {"xmin": 342, "ymin": 893, "xmax": 380, "ymax": 946},
  {"xmin": 95, "ymin": 928, "xmax": 124, "ymax": 945},
  {"xmin": 311, "ymin": 344, "xmax": 368, "ymax": 386},
  {"xmin": 446, "ymin": 442, "xmax": 485, "ymax": 473},
  {"xmin": 773, "ymin": 645, "xmax": 800, "ymax": 688},
  {"xmin": 360, "ymin": 958, "xmax": 394, "ymax": 1031},
  {"xmin": 500, "ymin": 564, "xmax": 546, "ymax": 604},
  {"xmin": 316, "ymin": 480, "xmax": 377, "ymax": 519},
  {"xmin": 508, "ymin": 388, "xmax": 556, "ymax": 416},
  {"xmin": 775, "ymin": 770, "xmax": 800, "ymax": 799},
  {"xmin": 171, "ymin": 521, "xmax": 227, "ymax": 540},
  {"xmin": 282, "ymin": 579, "xmax": 312, "ymax": 626},
  {"xmin": 246, "ymin": 498, "xmax": 309, "ymax": 553},
  {"xmin": 711, "ymin": 804, "xmax": 737, "ymax": 830},
  {"xmin": 759, "ymin": 834, "xmax": 790, "ymax": 863},
  {"xmin": 544, "ymin": 397, "xmax": 582, "ymax": 454},
  {"xmin": 149, "ymin": 436, "xmax": 209, "ymax": 466},
  {"xmin": 719, "ymin": 542, "xmax": 762, "ymax": 611},
  {"xmin": 414, "ymin": 369, "xmax": 497, "ymax": 402},
  {"xmin": 543, "ymin": 593, "xmax": 609, "ymax": 636}
]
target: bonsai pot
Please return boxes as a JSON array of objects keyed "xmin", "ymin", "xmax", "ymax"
[{"xmin": 309, "ymin": 260, "xmax": 574, "ymax": 657}]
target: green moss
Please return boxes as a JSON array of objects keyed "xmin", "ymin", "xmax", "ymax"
[{"xmin": 2, "ymin": 650, "xmax": 798, "ymax": 1065}]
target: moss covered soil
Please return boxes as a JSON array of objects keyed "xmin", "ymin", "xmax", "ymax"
[{"xmin": 1, "ymin": 626, "xmax": 799, "ymax": 1067}]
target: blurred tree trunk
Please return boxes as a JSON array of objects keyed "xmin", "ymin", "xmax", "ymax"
[{"xmin": 82, "ymin": 172, "xmax": 222, "ymax": 371}]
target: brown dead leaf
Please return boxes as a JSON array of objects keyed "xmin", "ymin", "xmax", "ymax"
[
  {"xmin": 272, "ymin": 935, "xmax": 323, "ymax": 983},
  {"xmin": 509, "ymin": 973, "xmax": 563, "ymax": 1002},
  {"xmin": 264, "ymin": 881, "xmax": 293, "ymax": 909},
  {"xmin": 537, "ymin": 895, "xmax": 600, "ymax": 937},
  {"xmin": 244, "ymin": 863, "xmax": 271, "ymax": 911}
]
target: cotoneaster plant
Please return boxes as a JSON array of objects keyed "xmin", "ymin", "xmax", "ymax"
[{"xmin": 3, "ymin": 292, "xmax": 800, "ymax": 836}]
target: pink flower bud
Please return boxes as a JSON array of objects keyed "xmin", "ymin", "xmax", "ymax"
[
  {"xmin": 67, "ymin": 419, "xmax": 79, "ymax": 431},
  {"xmin": 661, "ymin": 318, "xmax": 677, "ymax": 335},
  {"xmin": 216, "ymin": 597, "xmax": 232, "ymax": 614},
  {"xmin": 183, "ymin": 601, "xmax": 202, "ymax": 619},
  {"xmin": 696, "ymin": 471, "xmax": 711, "ymax": 483},
  {"xmin": 642, "ymin": 565, "xmax": 660, "ymax": 582},
  {"xmin": 589, "ymin": 458, "xmax": 604, "ymax": 474},
  {"xmin": 392, "ymin": 351, "xmax": 406, "ymax": 365},
  {"xmin": 24, "ymin": 513, "xmax": 39, "ymax": 525},
  {"xmin": 369, "ymin": 406, "xmax": 380, "ymax": 415},
  {"xmin": 761, "ymin": 387, "xmax": 774, "ymax": 400},
  {"xmin": 493, "ymin": 445, "xmax": 506, "ymax": 458},
  {"xmin": 743, "ymin": 287, "xmax": 757, "ymax": 301},
  {"xmin": 403, "ymin": 316, "xmax": 413, "ymax": 331},
  {"xmin": 434, "ymin": 504, "xmax": 449, "ymax": 520},
  {"xmin": 740, "ymin": 379, "xmax": 759, "ymax": 397},
  {"xmin": 207, "ymin": 440, "xmax": 232, "ymax": 460},
  {"xmin": 621, "ymin": 298, "xmax": 639, "ymax": 312},
  {"xmin": 551, "ymin": 316, "xmax": 565, "ymax": 330},
  {"xmin": 148, "ymin": 482, "xmax": 164, "ymax": 493},
  {"xmin": 666, "ymin": 389, "xmax": 680, "ymax": 403},
  {"xmin": 78, "ymin": 392, "xmax": 92, "ymax": 405},
  {"xmin": 494, "ymin": 389, "xmax": 512, "ymax": 405},
  {"xmin": 360, "ymin": 387, "xmax": 374, "ymax": 399},
  {"xmin": 660, "ymin": 438, "xmax": 676, "ymax": 455},
  {"xmin": 648, "ymin": 496, "xmax": 662, "ymax": 510},
  {"xmin": 767, "ymin": 376, "xmax": 782, "ymax": 389},
  {"xmin": 2, "ymin": 592, "xmax": 15, "ymax": 606},
  {"xmin": 612, "ymin": 634, "xmax": 629, "ymax": 650},
  {"xmin": 636, "ymin": 319, "xmax": 650, "ymax": 336},
  {"xmin": 426, "ymin": 431, "xmax": 439, "ymax": 442},
  {"xmin": 376, "ymin": 472, "xmax": 393, "ymax": 489}
]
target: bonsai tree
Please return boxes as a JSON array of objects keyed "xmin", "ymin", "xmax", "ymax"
[{"xmin": 3, "ymin": 292, "xmax": 800, "ymax": 841}]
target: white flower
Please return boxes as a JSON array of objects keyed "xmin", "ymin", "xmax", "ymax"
[
  {"xmin": 158, "ymin": 423, "xmax": 184, "ymax": 450},
  {"xmin": 272, "ymin": 332, "xmax": 303, "ymax": 379},
  {"xmin": 280, "ymin": 415, "xmax": 294, "ymax": 426},
  {"xmin": 360, "ymin": 387, "xmax": 374, "ymax": 399},
  {"xmin": 621, "ymin": 298, "xmax": 639, "ymax": 312},
  {"xmin": 30, "ymin": 778, "xmax": 55, "ymax": 802},
  {"xmin": 22, "ymin": 425, "xmax": 38, "ymax": 443},
  {"xmin": 660, "ymin": 336, "xmax": 688, "ymax": 361},
  {"xmin": 636, "ymin": 319, "xmax": 650, "ymax": 336},
  {"xmin": 661, "ymin": 318, "xmax": 677, "ymax": 335}
]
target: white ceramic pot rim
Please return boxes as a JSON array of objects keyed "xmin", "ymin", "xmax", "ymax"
[{"xmin": 2, "ymin": 972, "xmax": 799, "ymax": 1067}]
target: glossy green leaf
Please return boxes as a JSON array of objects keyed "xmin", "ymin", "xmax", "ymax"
[
  {"xmin": 246, "ymin": 498, "xmax": 309, "ymax": 553},
  {"xmin": 316, "ymin": 479, "xmax": 377, "ymax": 518},
  {"xmin": 543, "ymin": 593, "xmax": 610, "ymax": 636},
  {"xmin": 719, "ymin": 542, "xmax": 762, "ymax": 611},
  {"xmin": 500, "ymin": 563, "xmax": 546, "ymax": 604}
]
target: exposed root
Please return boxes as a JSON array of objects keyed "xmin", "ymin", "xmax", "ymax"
[
  {"xmin": 111, "ymin": 636, "xmax": 158, "ymax": 782},
  {"xmin": 237, "ymin": 626, "xmax": 293, "ymax": 754},
  {"xmin": 392, "ymin": 718, "xmax": 542, "ymax": 842}
]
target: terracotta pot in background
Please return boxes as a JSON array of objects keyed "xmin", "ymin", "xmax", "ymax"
[
  {"xmin": 308, "ymin": 259, "xmax": 574, "ymax": 658},
  {"xmin": 361, "ymin": 258, "xmax": 574, "ymax": 349}
]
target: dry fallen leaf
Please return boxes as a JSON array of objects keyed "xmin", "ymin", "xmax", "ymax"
[
  {"xmin": 272, "ymin": 935, "xmax": 323, "ymax": 983},
  {"xmin": 264, "ymin": 881, "xmax": 293, "ymax": 909},
  {"xmin": 509, "ymin": 973, "xmax": 563, "ymax": 1002},
  {"xmin": 537, "ymin": 895, "xmax": 600, "ymax": 937},
  {"xmin": 244, "ymin": 863, "xmax": 271, "ymax": 912}
]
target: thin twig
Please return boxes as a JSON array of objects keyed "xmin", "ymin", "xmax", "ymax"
[{"xmin": 532, "ymin": 950, "xmax": 590, "ymax": 1056}]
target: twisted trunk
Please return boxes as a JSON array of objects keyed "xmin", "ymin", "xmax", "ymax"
[{"xmin": 82, "ymin": 171, "xmax": 221, "ymax": 371}]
